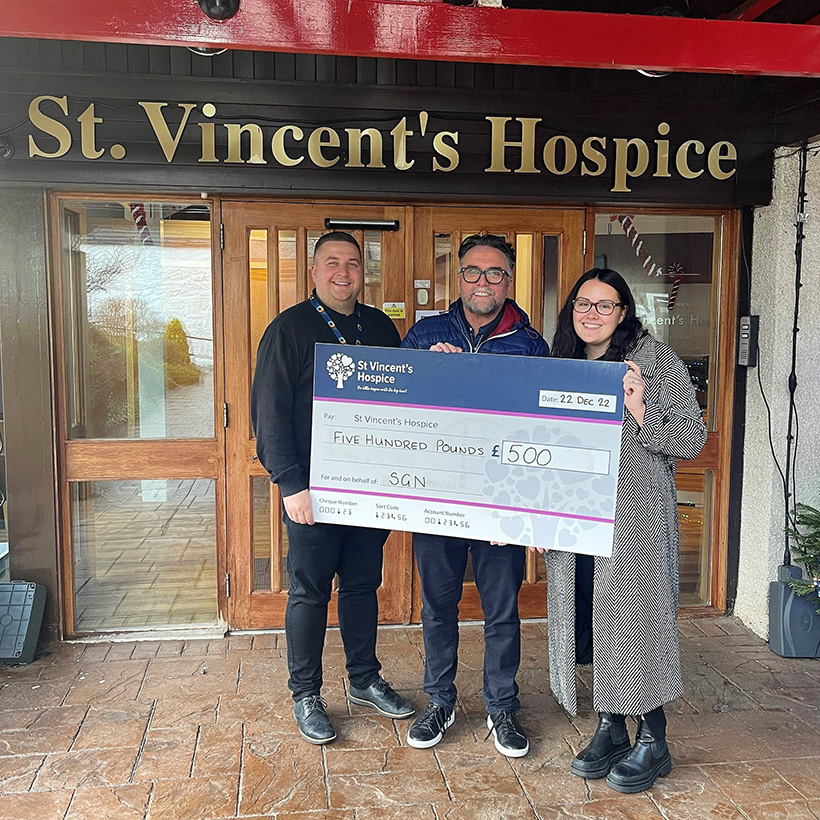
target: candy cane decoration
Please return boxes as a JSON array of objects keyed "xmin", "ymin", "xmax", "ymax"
[
  {"xmin": 610, "ymin": 214, "xmax": 664, "ymax": 277},
  {"xmin": 666, "ymin": 262, "xmax": 683, "ymax": 312},
  {"xmin": 129, "ymin": 203, "xmax": 154, "ymax": 246},
  {"xmin": 611, "ymin": 214, "xmax": 685, "ymax": 310}
]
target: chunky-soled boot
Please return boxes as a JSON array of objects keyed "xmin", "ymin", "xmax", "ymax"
[
  {"xmin": 605, "ymin": 716, "xmax": 672, "ymax": 793},
  {"xmin": 570, "ymin": 713, "xmax": 631, "ymax": 779}
]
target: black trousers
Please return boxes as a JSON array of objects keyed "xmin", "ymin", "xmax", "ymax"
[
  {"xmin": 575, "ymin": 553, "xmax": 667, "ymax": 739},
  {"xmin": 414, "ymin": 533, "xmax": 526, "ymax": 713},
  {"xmin": 284, "ymin": 514, "xmax": 388, "ymax": 700},
  {"xmin": 575, "ymin": 553, "xmax": 595, "ymax": 665}
]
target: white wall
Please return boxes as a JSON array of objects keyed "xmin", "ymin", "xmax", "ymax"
[{"xmin": 736, "ymin": 147, "xmax": 820, "ymax": 637}]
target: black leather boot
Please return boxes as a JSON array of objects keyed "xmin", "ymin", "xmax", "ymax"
[
  {"xmin": 605, "ymin": 716, "xmax": 672, "ymax": 793},
  {"xmin": 570, "ymin": 712, "xmax": 631, "ymax": 779}
]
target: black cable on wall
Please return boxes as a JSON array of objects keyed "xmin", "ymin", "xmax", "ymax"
[{"xmin": 782, "ymin": 143, "xmax": 808, "ymax": 566}]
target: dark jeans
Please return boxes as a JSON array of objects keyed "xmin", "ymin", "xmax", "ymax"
[
  {"xmin": 284, "ymin": 513, "xmax": 387, "ymax": 700},
  {"xmin": 414, "ymin": 533, "xmax": 526, "ymax": 713},
  {"xmin": 575, "ymin": 553, "xmax": 594, "ymax": 665}
]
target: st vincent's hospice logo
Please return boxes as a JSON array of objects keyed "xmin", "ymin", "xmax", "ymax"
[{"xmin": 326, "ymin": 352, "xmax": 355, "ymax": 389}]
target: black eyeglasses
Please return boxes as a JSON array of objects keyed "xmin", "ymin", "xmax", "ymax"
[
  {"xmin": 458, "ymin": 266, "xmax": 510, "ymax": 284},
  {"xmin": 572, "ymin": 298, "xmax": 624, "ymax": 316}
]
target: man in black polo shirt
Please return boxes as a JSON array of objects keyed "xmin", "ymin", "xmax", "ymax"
[{"xmin": 251, "ymin": 231, "xmax": 413, "ymax": 744}]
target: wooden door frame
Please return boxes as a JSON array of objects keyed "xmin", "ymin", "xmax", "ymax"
[
  {"xmin": 408, "ymin": 204, "xmax": 587, "ymax": 623},
  {"xmin": 581, "ymin": 206, "xmax": 739, "ymax": 616},
  {"xmin": 47, "ymin": 193, "xmax": 737, "ymax": 636},
  {"xmin": 220, "ymin": 200, "xmax": 414, "ymax": 629},
  {"xmin": 48, "ymin": 192, "xmax": 227, "ymax": 637}
]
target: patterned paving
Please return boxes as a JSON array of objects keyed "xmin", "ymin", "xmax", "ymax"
[{"xmin": 0, "ymin": 618, "xmax": 818, "ymax": 819}]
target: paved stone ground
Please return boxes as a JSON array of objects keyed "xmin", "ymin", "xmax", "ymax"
[{"xmin": 0, "ymin": 617, "xmax": 819, "ymax": 820}]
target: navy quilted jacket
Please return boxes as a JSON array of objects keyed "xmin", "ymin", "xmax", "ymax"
[{"xmin": 401, "ymin": 299, "xmax": 549, "ymax": 357}]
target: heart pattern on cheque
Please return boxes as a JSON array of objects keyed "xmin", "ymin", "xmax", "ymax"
[
  {"xmin": 485, "ymin": 458, "xmax": 509, "ymax": 484},
  {"xmin": 482, "ymin": 424, "xmax": 618, "ymax": 552},
  {"xmin": 515, "ymin": 476, "xmax": 542, "ymax": 500}
]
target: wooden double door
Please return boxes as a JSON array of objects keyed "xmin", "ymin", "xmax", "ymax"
[{"xmin": 222, "ymin": 201, "xmax": 585, "ymax": 629}]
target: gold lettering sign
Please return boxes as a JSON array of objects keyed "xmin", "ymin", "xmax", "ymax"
[{"xmin": 25, "ymin": 99, "xmax": 738, "ymax": 191}]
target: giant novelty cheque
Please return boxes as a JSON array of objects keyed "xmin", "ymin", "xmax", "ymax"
[{"xmin": 310, "ymin": 343, "xmax": 627, "ymax": 556}]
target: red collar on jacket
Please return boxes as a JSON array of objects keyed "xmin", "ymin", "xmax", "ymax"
[{"xmin": 490, "ymin": 300, "xmax": 525, "ymax": 338}]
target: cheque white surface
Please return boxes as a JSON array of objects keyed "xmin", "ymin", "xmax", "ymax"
[{"xmin": 310, "ymin": 344, "xmax": 627, "ymax": 556}]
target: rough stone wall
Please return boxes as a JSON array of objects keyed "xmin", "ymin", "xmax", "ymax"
[{"xmin": 736, "ymin": 147, "xmax": 820, "ymax": 637}]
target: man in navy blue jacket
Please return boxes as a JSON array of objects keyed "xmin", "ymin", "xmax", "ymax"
[{"xmin": 402, "ymin": 234, "xmax": 548, "ymax": 757}]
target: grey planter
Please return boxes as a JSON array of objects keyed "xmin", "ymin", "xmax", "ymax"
[{"xmin": 769, "ymin": 566, "xmax": 820, "ymax": 658}]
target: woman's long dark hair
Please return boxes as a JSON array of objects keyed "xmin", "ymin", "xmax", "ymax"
[{"xmin": 551, "ymin": 268, "xmax": 645, "ymax": 361}]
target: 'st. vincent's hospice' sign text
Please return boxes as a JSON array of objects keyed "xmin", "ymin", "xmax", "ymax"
[{"xmin": 27, "ymin": 97, "xmax": 737, "ymax": 193}]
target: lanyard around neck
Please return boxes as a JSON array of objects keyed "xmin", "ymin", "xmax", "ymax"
[{"xmin": 310, "ymin": 295, "xmax": 362, "ymax": 345}]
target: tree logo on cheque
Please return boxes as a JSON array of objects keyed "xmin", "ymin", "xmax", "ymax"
[{"xmin": 327, "ymin": 352, "xmax": 355, "ymax": 389}]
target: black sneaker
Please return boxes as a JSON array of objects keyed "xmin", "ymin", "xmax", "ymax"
[
  {"xmin": 293, "ymin": 695, "xmax": 336, "ymax": 745},
  {"xmin": 407, "ymin": 701, "xmax": 454, "ymax": 749},
  {"xmin": 486, "ymin": 710, "xmax": 529, "ymax": 758},
  {"xmin": 348, "ymin": 678, "xmax": 414, "ymax": 719}
]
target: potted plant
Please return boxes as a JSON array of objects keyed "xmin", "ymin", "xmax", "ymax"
[{"xmin": 769, "ymin": 503, "xmax": 820, "ymax": 658}]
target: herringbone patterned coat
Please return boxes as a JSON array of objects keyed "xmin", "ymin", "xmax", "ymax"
[{"xmin": 546, "ymin": 333, "xmax": 707, "ymax": 716}]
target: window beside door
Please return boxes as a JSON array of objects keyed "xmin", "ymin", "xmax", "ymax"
[
  {"xmin": 71, "ymin": 479, "xmax": 217, "ymax": 630},
  {"xmin": 59, "ymin": 200, "xmax": 215, "ymax": 440},
  {"xmin": 56, "ymin": 198, "xmax": 220, "ymax": 632},
  {"xmin": 593, "ymin": 213, "xmax": 723, "ymax": 606},
  {"xmin": 594, "ymin": 213, "xmax": 718, "ymax": 429}
]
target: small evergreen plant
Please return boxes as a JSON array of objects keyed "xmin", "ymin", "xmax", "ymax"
[
  {"xmin": 163, "ymin": 317, "xmax": 201, "ymax": 388},
  {"xmin": 787, "ymin": 503, "xmax": 820, "ymax": 615}
]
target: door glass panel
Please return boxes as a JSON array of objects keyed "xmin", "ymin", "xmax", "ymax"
[
  {"xmin": 278, "ymin": 229, "xmax": 299, "ymax": 313},
  {"xmin": 457, "ymin": 225, "xmax": 481, "ymax": 297},
  {"xmin": 594, "ymin": 214, "xmax": 719, "ymax": 428},
  {"xmin": 465, "ymin": 556, "xmax": 475, "ymax": 584},
  {"xmin": 678, "ymin": 472, "xmax": 713, "ymax": 605},
  {"xmin": 71, "ymin": 479, "xmax": 218, "ymax": 630},
  {"xmin": 308, "ymin": 230, "xmax": 323, "ymax": 263},
  {"xmin": 433, "ymin": 233, "xmax": 452, "ymax": 311},
  {"xmin": 60, "ymin": 201, "xmax": 214, "ymax": 440},
  {"xmin": 595, "ymin": 213, "xmax": 719, "ymax": 608},
  {"xmin": 249, "ymin": 229, "xmax": 268, "ymax": 375},
  {"xmin": 514, "ymin": 233, "xmax": 533, "ymax": 309},
  {"xmin": 541, "ymin": 235, "xmax": 560, "ymax": 347},
  {"xmin": 252, "ymin": 476, "xmax": 287, "ymax": 592},
  {"xmin": 252, "ymin": 478, "xmax": 271, "ymax": 592},
  {"xmin": 363, "ymin": 231, "xmax": 383, "ymax": 308},
  {"xmin": 251, "ymin": 477, "xmax": 289, "ymax": 593}
]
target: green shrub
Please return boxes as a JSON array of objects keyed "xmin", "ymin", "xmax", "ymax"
[
  {"xmin": 163, "ymin": 318, "xmax": 200, "ymax": 388},
  {"xmin": 787, "ymin": 503, "xmax": 820, "ymax": 615}
]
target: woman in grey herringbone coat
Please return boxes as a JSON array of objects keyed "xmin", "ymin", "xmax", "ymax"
[{"xmin": 545, "ymin": 268, "xmax": 707, "ymax": 794}]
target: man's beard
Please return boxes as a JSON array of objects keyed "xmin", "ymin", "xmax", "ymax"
[{"xmin": 464, "ymin": 293, "xmax": 504, "ymax": 316}]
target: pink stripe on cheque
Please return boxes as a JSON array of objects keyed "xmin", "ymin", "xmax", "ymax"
[
  {"xmin": 315, "ymin": 396, "xmax": 622, "ymax": 425},
  {"xmin": 310, "ymin": 486, "xmax": 615, "ymax": 525}
]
